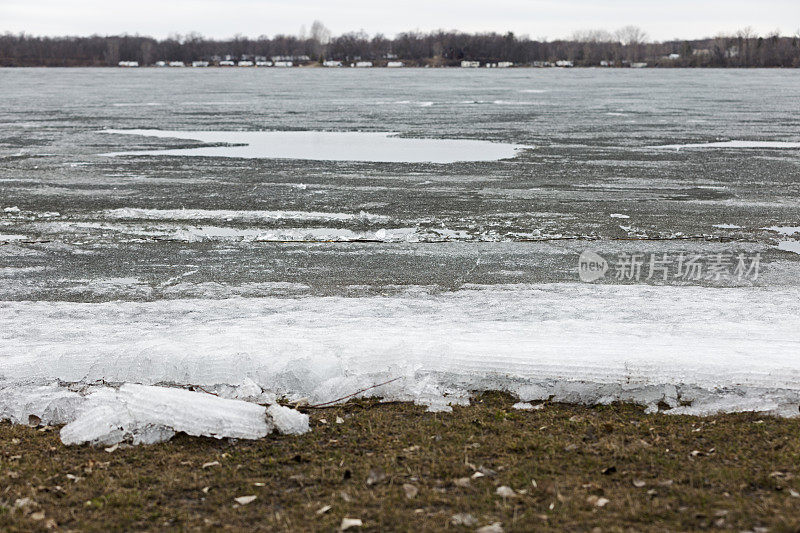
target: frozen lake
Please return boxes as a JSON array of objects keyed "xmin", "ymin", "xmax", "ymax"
[{"xmin": 2, "ymin": 68, "xmax": 800, "ymax": 432}]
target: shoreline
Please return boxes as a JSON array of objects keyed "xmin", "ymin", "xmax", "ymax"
[{"xmin": 2, "ymin": 394, "xmax": 798, "ymax": 531}]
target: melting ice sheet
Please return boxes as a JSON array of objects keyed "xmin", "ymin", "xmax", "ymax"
[
  {"xmin": 100, "ymin": 130, "xmax": 530, "ymax": 163},
  {"xmin": 3, "ymin": 284, "xmax": 800, "ymax": 420}
]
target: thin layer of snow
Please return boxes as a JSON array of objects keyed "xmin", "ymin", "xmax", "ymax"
[
  {"xmin": 765, "ymin": 226, "xmax": 800, "ymax": 236},
  {"xmin": 102, "ymin": 208, "xmax": 390, "ymax": 224},
  {"xmin": 777, "ymin": 241, "xmax": 800, "ymax": 255},
  {"xmin": 609, "ymin": 213, "xmax": 630, "ymax": 219},
  {"xmin": 385, "ymin": 100, "xmax": 434, "ymax": 107},
  {"xmin": 100, "ymin": 130, "xmax": 529, "ymax": 163},
  {"xmin": 713, "ymin": 224, "xmax": 742, "ymax": 229},
  {"xmin": 36, "ymin": 221, "xmax": 482, "ymax": 243},
  {"xmin": 0, "ymin": 266, "xmax": 46, "ymax": 277},
  {"xmin": 2, "ymin": 284, "xmax": 800, "ymax": 418},
  {"xmin": 0, "ymin": 234, "xmax": 27, "ymax": 241},
  {"xmin": 653, "ymin": 140, "xmax": 800, "ymax": 150}
]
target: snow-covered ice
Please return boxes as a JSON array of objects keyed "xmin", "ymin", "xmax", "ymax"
[
  {"xmin": 713, "ymin": 224, "xmax": 742, "ymax": 229},
  {"xmin": 2, "ymin": 283, "xmax": 800, "ymax": 428},
  {"xmin": 102, "ymin": 208, "xmax": 390, "ymax": 224},
  {"xmin": 653, "ymin": 140, "xmax": 800, "ymax": 150},
  {"xmin": 777, "ymin": 241, "xmax": 800, "ymax": 255},
  {"xmin": 765, "ymin": 226, "xmax": 800, "ymax": 236},
  {"xmin": 35, "ymin": 220, "xmax": 502, "ymax": 243},
  {"xmin": 0, "ymin": 234, "xmax": 27, "ymax": 241},
  {"xmin": 100, "ymin": 130, "xmax": 529, "ymax": 163}
]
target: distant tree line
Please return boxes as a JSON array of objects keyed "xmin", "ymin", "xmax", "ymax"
[{"xmin": 2, "ymin": 24, "xmax": 799, "ymax": 67}]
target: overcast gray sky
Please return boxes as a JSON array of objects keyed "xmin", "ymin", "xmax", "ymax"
[{"xmin": 2, "ymin": 0, "xmax": 799, "ymax": 41}]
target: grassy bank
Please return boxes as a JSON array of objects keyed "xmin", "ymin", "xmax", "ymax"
[{"xmin": 1, "ymin": 393, "xmax": 799, "ymax": 532}]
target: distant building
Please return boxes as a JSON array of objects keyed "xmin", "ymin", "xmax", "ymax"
[
  {"xmin": 693, "ymin": 49, "xmax": 711, "ymax": 56},
  {"xmin": 631, "ymin": 62, "xmax": 648, "ymax": 68},
  {"xmin": 355, "ymin": 61, "xmax": 373, "ymax": 68},
  {"xmin": 600, "ymin": 60, "xmax": 611, "ymax": 67},
  {"xmin": 274, "ymin": 61, "xmax": 293, "ymax": 67},
  {"xmin": 485, "ymin": 63, "xmax": 497, "ymax": 68},
  {"xmin": 255, "ymin": 61, "xmax": 273, "ymax": 67},
  {"xmin": 191, "ymin": 61, "xmax": 209, "ymax": 67},
  {"xmin": 118, "ymin": 61, "xmax": 139, "ymax": 67},
  {"xmin": 668, "ymin": 53, "xmax": 680, "ymax": 60},
  {"xmin": 272, "ymin": 55, "xmax": 309, "ymax": 63},
  {"xmin": 155, "ymin": 61, "xmax": 167, "ymax": 67},
  {"xmin": 532, "ymin": 61, "xmax": 552, "ymax": 67},
  {"xmin": 555, "ymin": 60, "xmax": 573, "ymax": 67},
  {"xmin": 497, "ymin": 61, "xmax": 513, "ymax": 68},
  {"xmin": 219, "ymin": 60, "xmax": 235, "ymax": 66},
  {"xmin": 168, "ymin": 61, "xmax": 185, "ymax": 67},
  {"xmin": 386, "ymin": 61, "xmax": 404, "ymax": 67},
  {"xmin": 461, "ymin": 60, "xmax": 480, "ymax": 68},
  {"xmin": 323, "ymin": 60, "xmax": 343, "ymax": 67},
  {"xmin": 237, "ymin": 60, "xmax": 254, "ymax": 67}
]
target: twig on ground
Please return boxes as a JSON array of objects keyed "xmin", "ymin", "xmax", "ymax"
[{"xmin": 306, "ymin": 377, "xmax": 402, "ymax": 409}]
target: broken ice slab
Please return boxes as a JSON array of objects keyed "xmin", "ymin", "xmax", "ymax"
[
  {"xmin": 267, "ymin": 403, "xmax": 310, "ymax": 435},
  {"xmin": 0, "ymin": 383, "xmax": 84, "ymax": 426},
  {"xmin": 58, "ymin": 383, "xmax": 307, "ymax": 446}
]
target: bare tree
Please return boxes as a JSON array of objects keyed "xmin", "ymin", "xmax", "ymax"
[
  {"xmin": 615, "ymin": 26, "xmax": 648, "ymax": 46},
  {"xmin": 310, "ymin": 21, "xmax": 332, "ymax": 45},
  {"xmin": 4, "ymin": 28, "xmax": 800, "ymax": 67},
  {"xmin": 616, "ymin": 26, "xmax": 648, "ymax": 62}
]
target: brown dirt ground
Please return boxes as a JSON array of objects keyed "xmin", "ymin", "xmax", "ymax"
[{"xmin": 2, "ymin": 392, "xmax": 800, "ymax": 532}]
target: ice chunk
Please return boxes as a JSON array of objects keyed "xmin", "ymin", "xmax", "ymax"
[
  {"xmin": 60, "ymin": 384, "xmax": 272, "ymax": 445},
  {"xmin": 0, "ymin": 384, "xmax": 85, "ymax": 426},
  {"xmin": 267, "ymin": 404, "xmax": 310, "ymax": 435},
  {"xmin": 512, "ymin": 402, "xmax": 543, "ymax": 410}
]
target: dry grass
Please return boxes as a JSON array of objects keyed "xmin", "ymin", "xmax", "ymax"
[{"xmin": 2, "ymin": 393, "xmax": 800, "ymax": 532}]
